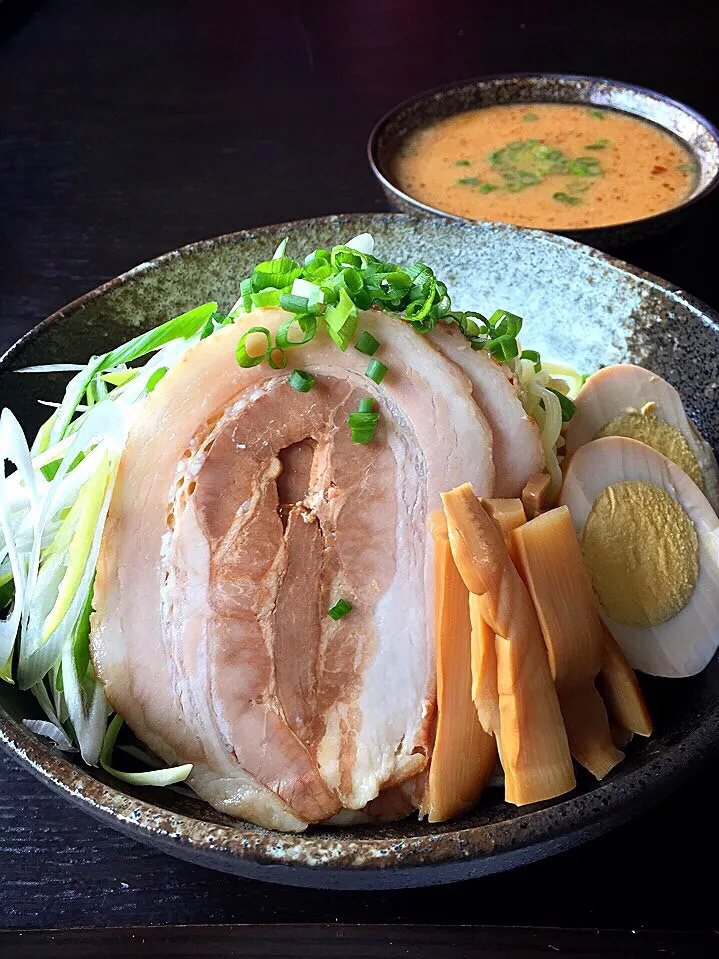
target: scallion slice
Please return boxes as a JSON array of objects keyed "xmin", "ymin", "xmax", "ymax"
[
  {"xmin": 354, "ymin": 331, "xmax": 380, "ymax": 356},
  {"xmin": 358, "ymin": 397, "xmax": 375, "ymax": 413},
  {"xmin": 288, "ymin": 370, "xmax": 315, "ymax": 393},
  {"xmin": 347, "ymin": 409, "xmax": 380, "ymax": 444},
  {"xmin": 365, "ymin": 359, "xmax": 388, "ymax": 384},
  {"xmin": 251, "ymin": 256, "xmax": 302, "ymax": 293},
  {"xmin": 279, "ymin": 293, "xmax": 310, "ymax": 315},
  {"xmin": 328, "ymin": 599, "xmax": 352, "ymax": 620},
  {"xmin": 487, "ymin": 334, "xmax": 519, "ymax": 362},
  {"xmin": 146, "ymin": 367, "xmax": 168, "ymax": 393},
  {"xmin": 236, "ymin": 327, "xmax": 272, "ymax": 368},
  {"xmin": 324, "ymin": 288, "xmax": 358, "ymax": 351},
  {"xmin": 276, "ymin": 314, "xmax": 317, "ymax": 349},
  {"xmin": 520, "ymin": 349, "xmax": 542, "ymax": 373}
]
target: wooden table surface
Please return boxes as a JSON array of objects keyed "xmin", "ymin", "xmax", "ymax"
[{"xmin": 2, "ymin": 0, "xmax": 719, "ymax": 952}]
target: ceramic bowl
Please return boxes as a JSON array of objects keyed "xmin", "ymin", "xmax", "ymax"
[
  {"xmin": 2, "ymin": 213, "xmax": 719, "ymax": 889},
  {"xmin": 368, "ymin": 74, "xmax": 719, "ymax": 247}
]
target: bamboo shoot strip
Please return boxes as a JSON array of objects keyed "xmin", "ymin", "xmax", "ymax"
[
  {"xmin": 521, "ymin": 472, "xmax": 553, "ymax": 519},
  {"xmin": 470, "ymin": 597, "xmax": 499, "ymax": 738},
  {"xmin": 598, "ymin": 623, "xmax": 653, "ymax": 738},
  {"xmin": 422, "ymin": 512, "xmax": 497, "ymax": 823},
  {"xmin": 471, "ymin": 499, "xmax": 527, "ymax": 737},
  {"xmin": 441, "ymin": 484, "xmax": 575, "ymax": 806},
  {"xmin": 481, "ymin": 497, "xmax": 527, "ymax": 559},
  {"xmin": 512, "ymin": 506, "xmax": 624, "ymax": 780}
]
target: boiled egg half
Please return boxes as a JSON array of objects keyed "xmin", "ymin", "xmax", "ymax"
[
  {"xmin": 560, "ymin": 436, "xmax": 719, "ymax": 678},
  {"xmin": 564, "ymin": 364, "xmax": 719, "ymax": 512}
]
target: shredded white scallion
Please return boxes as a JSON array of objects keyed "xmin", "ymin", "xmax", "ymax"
[{"xmin": 0, "ymin": 306, "xmax": 211, "ymax": 783}]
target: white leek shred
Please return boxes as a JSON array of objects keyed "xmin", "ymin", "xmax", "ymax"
[
  {"xmin": 23, "ymin": 719, "xmax": 75, "ymax": 750},
  {"xmin": 345, "ymin": 232, "xmax": 375, "ymax": 255},
  {"xmin": 0, "ymin": 321, "xmax": 204, "ymax": 782},
  {"xmin": 272, "ymin": 237, "xmax": 288, "ymax": 260},
  {"xmin": 101, "ymin": 716, "xmax": 192, "ymax": 786}
]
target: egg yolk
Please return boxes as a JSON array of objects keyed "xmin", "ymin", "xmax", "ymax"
[
  {"xmin": 583, "ymin": 479, "xmax": 699, "ymax": 627},
  {"xmin": 597, "ymin": 409, "xmax": 703, "ymax": 488}
]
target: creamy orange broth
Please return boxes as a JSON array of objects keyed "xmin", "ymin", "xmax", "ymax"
[{"xmin": 393, "ymin": 104, "xmax": 695, "ymax": 229}]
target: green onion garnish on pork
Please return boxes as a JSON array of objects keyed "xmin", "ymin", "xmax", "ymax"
[
  {"xmin": 366, "ymin": 359, "xmax": 388, "ymax": 384},
  {"xmin": 347, "ymin": 407, "xmax": 381, "ymax": 445},
  {"xmin": 231, "ymin": 234, "xmax": 527, "ymax": 366},
  {"xmin": 236, "ymin": 326, "xmax": 274, "ymax": 368},
  {"xmin": 288, "ymin": 370, "xmax": 315, "ymax": 393},
  {"xmin": 327, "ymin": 599, "xmax": 353, "ymax": 621},
  {"xmin": 354, "ymin": 331, "xmax": 380, "ymax": 356}
]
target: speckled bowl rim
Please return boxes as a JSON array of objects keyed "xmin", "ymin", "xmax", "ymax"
[
  {"xmin": 2, "ymin": 212, "xmax": 719, "ymax": 887},
  {"xmin": 367, "ymin": 72, "xmax": 719, "ymax": 235}
]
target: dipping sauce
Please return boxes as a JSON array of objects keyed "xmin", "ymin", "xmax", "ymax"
[{"xmin": 393, "ymin": 103, "xmax": 696, "ymax": 229}]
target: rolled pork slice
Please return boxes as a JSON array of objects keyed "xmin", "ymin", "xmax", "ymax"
[
  {"xmin": 91, "ymin": 308, "xmax": 495, "ymax": 831},
  {"xmin": 431, "ymin": 325, "xmax": 544, "ymax": 497}
]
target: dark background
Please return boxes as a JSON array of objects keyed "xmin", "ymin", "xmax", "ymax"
[{"xmin": 1, "ymin": 0, "xmax": 719, "ymax": 938}]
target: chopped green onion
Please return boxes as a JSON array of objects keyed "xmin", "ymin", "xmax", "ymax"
[
  {"xmin": 331, "ymin": 245, "xmax": 368, "ymax": 270},
  {"xmin": 354, "ymin": 331, "xmax": 380, "ymax": 356},
  {"xmin": 489, "ymin": 309, "xmax": 522, "ymax": 338},
  {"xmin": 585, "ymin": 138, "xmax": 609, "ymax": 150},
  {"xmin": 478, "ymin": 183, "xmax": 498, "ymax": 194},
  {"xmin": 327, "ymin": 599, "xmax": 352, "ymax": 621},
  {"xmin": 678, "ymin": 162, "xmax": 694, "ymax": 173},
  {"xmin": 569, "ymin": 156, "xmax": 601, "ymax": 177},
  {"xmin": 146, "ymin": 368, "xmax": 168, "ymax": 393},
  {"xmin": 249, "ymin": 290, "xmax": 282, "ymax": 310},
  {"xmin": 276, "ymin": 314, "xmax": 317, "ymax": 349},
  {"xmin": 523, "ymin": 112, "xmax": 539, "ymax": 122},
  {"xmin": 589, "ymin": 109, "xmax": 606, "ymax": 119},
  {"xmin": 454, "ymin": 159, "xmax": 472, "ymax": 166},
  {"xmin": 553, "ymin": 192, "xmax": 582, "ymax": 205},
  {"xmin": 267, "ymin": 348, "xmax": 287, "ymax": 371},
  {"xmin": 502, "ymin": 169, "xmax": 541, "ymax": 191},
  {"xmin": 288, "ymin": 370, "xmax": 315, "ymax": 393},
  {"xmin": 358, "ymin": 397, "xmax": 375, "ymax": 413},
  {"xmin": 347, "ymin": 409, "xmax": 380, "ymax": 444},
  {"xmin": 520, "ymin": 349, "xmax": 542, "ymax": 373},
  {"xmin": 456, "ymin": 176, "xmax": 482, "ymax": 186},
  {"xmin": 366, "ymin": 359, "xmax": 388, "ymax": 384},
  {"xmin": 251, "ymin": 257, "xmax": 302, "ymax": 293},
  {"xmin": 487, "ymin": 334, "xmax": 519, "ymax": 362},
  {"xmin": 279, "ymin": 293, "xmax": 310, "ymax": 314},
  {"xmin": 546, "ymin": 385, "xmax": 577, "ymax": 421},
  {"xmin": 339, "ymin": 267, "xmax": 365, "ymax": 298},
  {"xmin": 200, "ymin": 317, "xmax": 216, "ymax": 339},
  {"xmin": 236, "ymin": 327, "xmax": 272, "ymax": 368},
  {"xmin": 324, "ymin": 288, "xmax": 358, "ymax": 351}
]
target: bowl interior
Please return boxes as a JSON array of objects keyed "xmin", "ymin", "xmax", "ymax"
[
  {"xmin": 2, "ymin": 213, "xmax": 719, "ymax": 887},
  {"xmin": 371, "ymin": 74, "xmax": 719, "ymax": 211}
]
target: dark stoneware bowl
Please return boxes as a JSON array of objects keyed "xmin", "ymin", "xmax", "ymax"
[
  {"xmin": 368, "ymin": 74, "xmax": 719, "ymax": 248},
  {"xmin": 1, "ymin": 213, "xmax": 718, "ymax": 889}
]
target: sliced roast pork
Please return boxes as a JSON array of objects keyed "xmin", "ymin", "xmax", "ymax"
[
  {"xmin": 91, "ymin": 308, "xmax": 495, "ymax": 830},
  {"xmin": 431, "ymin": 325, "xmax": 544, "ymax": 496}
]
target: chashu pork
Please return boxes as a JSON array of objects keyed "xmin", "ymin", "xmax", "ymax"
[
  {"xmin": 91, "ymin": 308, "xmax": 495, "ymax": 831},
  {"xmin": 430, "ymin": 324, "xmax": 544, "ymax": 496}
]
